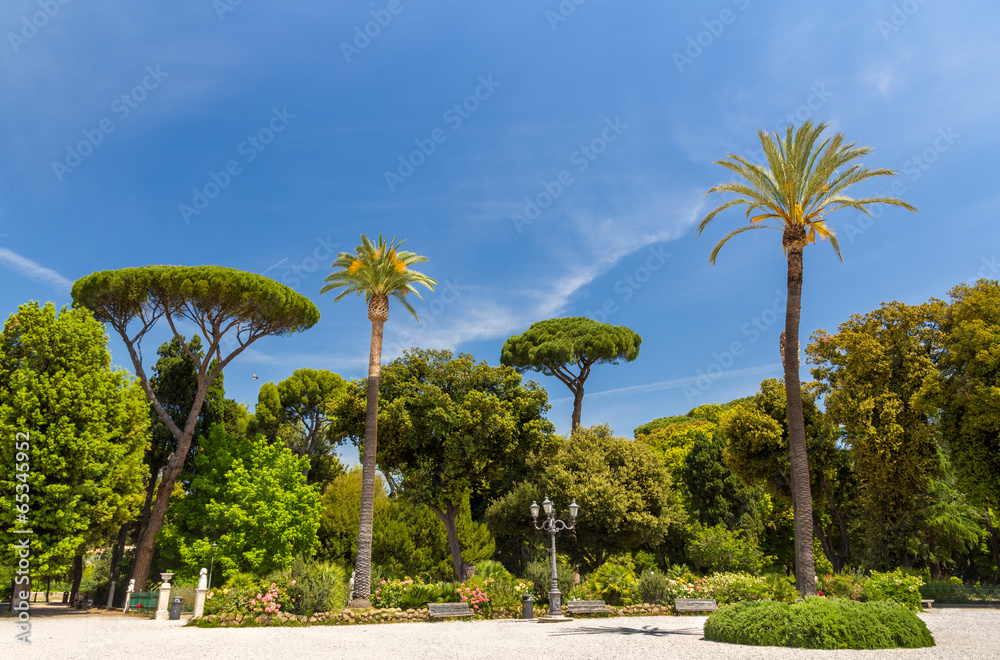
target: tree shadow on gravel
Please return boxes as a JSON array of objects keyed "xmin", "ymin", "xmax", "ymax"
[{"xmin": 550, "ymin": 625, "xmax": 703, "ymax": 638}]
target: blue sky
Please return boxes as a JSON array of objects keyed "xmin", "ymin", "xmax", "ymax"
[{"xmin": 2, "ymin": 1, "xmax": 998, "ymax": 462}]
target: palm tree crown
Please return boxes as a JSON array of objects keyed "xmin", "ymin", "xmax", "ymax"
[
  {"xmin": 698, "ymin": 121, "xmax": 916, "ymax": 261},
  {"xmin": 320, "ymin": 234, "xmax": 436, "ymax": 319}
]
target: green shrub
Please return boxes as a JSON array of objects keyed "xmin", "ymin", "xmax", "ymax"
[
  {"xmin": 475, "ymin": 560, "xmax": 514, "ymax": 582},
  {"xmin": 584, "ymin": 561, "xmax": 639, "ymax": 606},
  {"xmin": 268, "ymin": 558, "xmax": 348, "ymax": 615},
  {"xmin": 788, "ymin": 598, "xmax": 934, "ymax": 649},
  {"xmin": 637, "ymin": 571, "xmax": 671, "ymax": 605},
  {"xmin": 699, "ymin": 572, "xmax": 769, "ymax": 604},
  {"xmin": 704, "ymin": 598, "xmax": 935, "ymax": 650},
  {"xmin": 704, "ymin": 600, "xmax": 791, "ymax": 646},
  {"xmin": 818, "ymin": 573, "xmax": 863, "ymax": 600},
  {"xmin": 687, "ymin": 523, "xmax": 772, "ymax": 575},
  {"xmin": 865, "ymin": 569, "xmax": 923, "ymax": 611},
  {"xmin": 764, "ymin": 574, "xmax": 798, "ymax": 604},
  {"xmin": 525, "ymin": 556, "xmax": 574, "ymax": 604}
]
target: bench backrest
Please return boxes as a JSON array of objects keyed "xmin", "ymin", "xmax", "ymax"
[
  {"xmin": 428, "ymin": 602, "xmax": 472, "ymax": 616},
  {"xmin": 675, "ymin": 598, "xmax": 718, "ymax": 611}
]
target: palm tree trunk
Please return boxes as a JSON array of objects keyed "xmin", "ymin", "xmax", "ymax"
[
  {"xmin": 349, "ymin": 316, "xmax": 385, "ymax": 608},
  {"xmin": 784, "ymin": 242, "xmax": 816, "ymax": 597}
]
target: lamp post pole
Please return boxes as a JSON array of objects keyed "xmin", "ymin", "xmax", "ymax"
[
  {"xmin": 208, "ymin": 542, "xmax": 217, "ymax": 590},
  {"xmin": 531, "ymin": 497, "xmax": 579, "ymax": 621}
]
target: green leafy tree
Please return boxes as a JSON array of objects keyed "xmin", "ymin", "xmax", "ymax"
[
  {"xmin": 319, "ymin": 235, "xmax": 435, "ymax": 607},
  {"xmin": 333, "ymin": 348, "xmax": 552, "ymax": 580},
  {"xmin": 687, "ymin": 523, "xmax": 772, "ymax": 574},
  {"xmin": 501, "ymin": 317, "xmax": 641, "ymax": 432},
  {"xmin": 73, "ymin": 265, "xmax": 319, "ymax": 588},
  {"xmin": 930, "ymin": 280, "xmax": 1000, "ymax": 575},
  {"xmin": 158, "ymin": 425, "xmax": 321, "ymax": 581},
  {"xmin": 679, "ymin": 430, "xmax": 772, "ymax": 539},
  {"xmin": 634, "ymin": 401, "xmax": 751, "ymax": 478},
  {"xmin": 532, "ymin": 424, "xmax": 684, "ymax": 571},
  {"xmin": 721, "ymin": 379, "xmax": 854, "ymax": 573},
  {"xmin": 254, "ymin": 368, "xmax": 346, "ymax": 481},
  {"xmin": 807, "ymin": 303, "xmax": 941, "ymax": 568},
  {"xmin": 699, "ymin": 121, "xmax": 916, "ymax": 594},
  {"xmin": 318, "ymin": 469, "xmax": 492, "ymax": 583},
  {"xmin": 0, "ymin": 303, "xmax": 149, "ymax": 604}
]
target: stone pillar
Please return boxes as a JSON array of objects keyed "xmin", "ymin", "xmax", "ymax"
[
  {"xmin": 123, "ymin": 579, "xmax": 135, "ymax": 613},
  {"xmin": 193, "ymin": 568, "xmax": 208, "ymax": 618},
  {"xmin": 155, "ymin": 573, "xmax": 174, "ymax": 620}
]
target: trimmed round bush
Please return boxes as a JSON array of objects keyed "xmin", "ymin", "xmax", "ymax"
[{"xmin": 704, "ymin": 598, "xmax": 935, "ymax": 650}]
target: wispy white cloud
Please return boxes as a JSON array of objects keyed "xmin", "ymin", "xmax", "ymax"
[
  {"xmin": 377, "ymin": 189, "xmax": 705, "ymax": 356},
  {"xmin": 0, "ymin": 247, "xmax": 72, "ymax": 293},
  {"xmin": 550, "ymin": 363, "xmax": 783, "ymax": 404}
]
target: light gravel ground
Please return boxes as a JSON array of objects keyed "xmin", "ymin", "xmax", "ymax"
[{"xmin": 3, "ymin": 607, "xmax": 999, "ymax": 659}]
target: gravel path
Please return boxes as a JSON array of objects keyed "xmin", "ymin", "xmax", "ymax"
[{"xmin": 3, "ymin": 608, "xmax": 998, "ymax": 659}]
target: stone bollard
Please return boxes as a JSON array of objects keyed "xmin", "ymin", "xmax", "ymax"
[
  {"xmin": 123, "ymin": 579, "xmax": 135, "ymax": 613},
  {"xmin": 193, "ymin": 568, "xmax": 208, "ymax": 618},
  {"xmin": 155, "ymin": 573, "xmax": 174, "ymax": 620}
]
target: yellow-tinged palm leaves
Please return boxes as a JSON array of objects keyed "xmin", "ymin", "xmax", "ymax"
[
  {"xmin": 698, "ymin": 121, "xmax": 917, "ymax": 263},
  {"xmin": 320, "ymin": 234, "xmax": 436, "ymax": 319}
]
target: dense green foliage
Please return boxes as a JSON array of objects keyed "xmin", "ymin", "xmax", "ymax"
[
  {"xmin": 0, "ymin": 303, "xmax": 149, "ymax": 580},
  {"xmin": 159, "ymin": 426, "xmax": 321, "ymax": 581},
  {"xmin": 528, "ymin": 424, "xmax": 683, "ymax": 570},
  {"xmin": 705, "ymin": 598, "xmax": 935, "ymax": 649},
  {"xmin": 933, "ymin": 281, "xmax": 1000, "ymax": 511},
  {"xmin": 334, "ymin": 348, "xmax": 549, "ymax": 579},
  {"xmin": 253, "ymin": 368, "xmax": 346, "ymax": 482}
]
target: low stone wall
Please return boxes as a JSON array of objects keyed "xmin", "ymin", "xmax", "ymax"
[{"xmin": 196, "ymin": 603, "xmax": 674, "ymax": 627}]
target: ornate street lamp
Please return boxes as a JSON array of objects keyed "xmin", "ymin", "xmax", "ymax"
[
  {"xmin": 208, "ymin": 542, "xmax": 217, "ymax": 590},
  {"xmin": 531, "ymin": 497, "xmax": 579, "ymax": 621}
]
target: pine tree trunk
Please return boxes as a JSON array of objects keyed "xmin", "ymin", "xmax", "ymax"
[
  {"xmin": 349, "ymin": 314, "xmax": 385, "ymax": 608},
  {"xmin": 571, "ymin": 385, "xmax": 584, "ymax": 433},
  {"xmin": 69, "ymin": 554, "xmax": 84, "ymax": 605},
  {"xmin": 11, "ymin": 575, "xmax": 30, "ymax": 612},
  {"xmin": 783, "ymin": 240, "xmax": 816, "ymax": 597},
  {"xmin": 129, "ymin": 441, "xmax": 193, "ymax": 589},
  {"xmin": 106, "ymin": 524, "xmax": 129, "ymax": 608}
]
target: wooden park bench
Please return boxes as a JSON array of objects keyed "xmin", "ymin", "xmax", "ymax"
[
  {"xmin": 921, "ymin": 599, "xmax": 934, "ymax": 610},
  {"xmin": 675, "ymin": 598, "xmax": 718, "ymax": 614},
  {"xmin": 428, "ymin": 602, "xmax": 473, "ymax": 619},
  {"xmin": 566, "ymin": 600, "xmax": 609, "ymax": 616}
]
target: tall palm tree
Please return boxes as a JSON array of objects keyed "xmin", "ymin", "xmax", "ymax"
[
  {"xmin": 699, "ymin": 121, "xmax": 915, "ymax": 596},
  {"xmin": 320, "ymin": 234, "xmax": 435, "ymax": 607}
]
